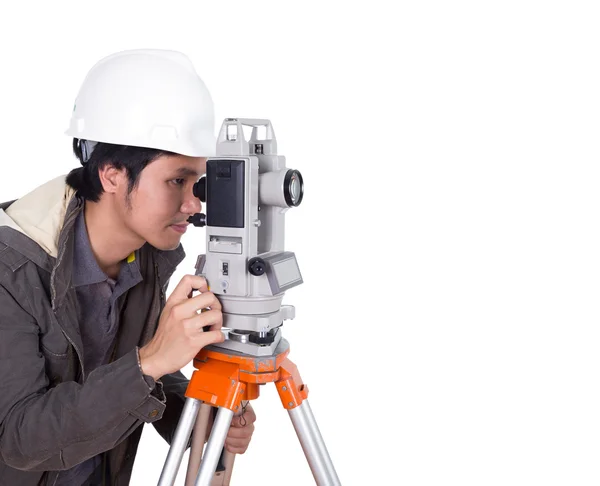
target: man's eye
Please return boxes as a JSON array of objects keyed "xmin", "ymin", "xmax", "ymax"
[{"xmin": 171, "ymin": 178, "xmax": 185, "ymax": 186}]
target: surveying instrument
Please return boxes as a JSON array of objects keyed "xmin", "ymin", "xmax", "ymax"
[{"xmin": 157, "ymin": 119, "xmax": 341, "ymax": 485}]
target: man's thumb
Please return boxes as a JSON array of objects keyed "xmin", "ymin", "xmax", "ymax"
[{"xmin": 203, "ymin": 330, "xmax": 226, "ymax": 345}]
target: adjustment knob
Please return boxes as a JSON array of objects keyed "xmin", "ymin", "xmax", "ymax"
[
  {"xmin": 188, "ymin": 213, "xmax": 206, "ymax": 227},
  {"xmin": 248, "ymin": 257, "xmax": 266, "ymax": 276}
]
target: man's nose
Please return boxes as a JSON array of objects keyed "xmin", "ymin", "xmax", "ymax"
[{"xmin": 182, "ymin": 191, "xmax": 202, "ymax": 215}]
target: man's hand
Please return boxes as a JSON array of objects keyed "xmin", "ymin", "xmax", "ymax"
[
  {"xmin": 139, "ymin": 275, "xmax": 224, "ymax": 380},
  {"xmin": 225, "ymin": 402, "xmax": 256, "ymax": 454}
]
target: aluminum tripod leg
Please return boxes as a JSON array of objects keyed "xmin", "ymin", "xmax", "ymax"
[
  {"xmin": 192, "ymin": 406, "xmax": 234, "ymax": 486},
  {"xmin": 158, "ymin": 397, "xmax": 201, "ymax": 486},
  {"xmin": 185, "ymin": 403, "xmax": 213, "ymax": 486},
  {"xmin": 288, "ymin": 400, "xmax": 341, "ymax": 486},
  {"xmin": 185, "ymin": 404, "xmax": 237, "ymax": 486}
]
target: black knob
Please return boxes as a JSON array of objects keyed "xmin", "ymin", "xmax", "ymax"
[
  {"xmin": 248, "ymin": 257, "xmax": 266, "ymax": 276},
  {"xmin": 193, "ymin": 177, "xmax": 206, "ymax": 202},
  {"xmin": 188, "ymin": 213, "xmax": 206, "ymax": 227}
]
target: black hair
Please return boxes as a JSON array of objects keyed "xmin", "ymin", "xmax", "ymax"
[{"xmin": 66, "ymin": 139, "xmax": 175, "ymax": 202}]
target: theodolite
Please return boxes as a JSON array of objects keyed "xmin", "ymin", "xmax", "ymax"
[
  {"xmin": 157, "ymin": 118, "xmax": 340, "ymax": 486},
  {"xmin": 190, "ymin": 117, "xmax": 304, "ymax": 356}
]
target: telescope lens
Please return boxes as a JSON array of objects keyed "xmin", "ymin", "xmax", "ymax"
[
  {"xmin": 284, "ymin": 169, "xmax": 304, "ymax": 207},
  {"xmin": 290, "ymin": 177, "xmax": 300, "ymax": 201}
]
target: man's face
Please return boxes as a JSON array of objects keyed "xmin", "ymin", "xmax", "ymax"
[{"xmin": 117, "ymin": 154, "xmax": 206, "ymax": 251}]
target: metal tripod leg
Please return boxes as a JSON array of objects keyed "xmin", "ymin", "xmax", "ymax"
[
  {"xmin": 185, "ymin": 404, "xmax": 237, "ymax": 486},
  {"xmin": 158, "ymin": 398, "xmax": 202, "ymax": 486},
  {"xmin": 192, "ymin": 406, "xmax": 234, "ymax": 486},
  {"xmin": 288, "ymin": 400, "xmax": 341, "ymax": 486},
  {"xmin": 185, "ymin": 403, "xmax": 213, "ymax": 486}
]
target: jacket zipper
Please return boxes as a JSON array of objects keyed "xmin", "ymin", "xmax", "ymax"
[
  {"xmin": 59, "ymin": 328, "xmax": 85, "ymax": 382},
  {"xmin": 156, "ymin": 261, "xmax": 165, "ymax": 307},
  {"xmin": 51, "ymin": 204, "xmax": 86, "ymax": 382},
  {"xmin": 151, "ymin": 261, "xmax": 165, "ymax": 343}
]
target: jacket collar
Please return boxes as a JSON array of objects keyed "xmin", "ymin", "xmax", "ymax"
[
  {"xmin": 0, "ymin": 176, "xmax": 76, "ymax": 259},
  {"xmin": 0, "ymin": 176, "xmax": 74, "ymax": 274}
]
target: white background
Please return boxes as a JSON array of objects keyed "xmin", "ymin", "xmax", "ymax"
[{"xmin": 1, "ymin": 1, "xmax": 599, "ymax": 485}]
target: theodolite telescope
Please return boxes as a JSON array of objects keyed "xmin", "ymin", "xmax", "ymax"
[{"xmin": 188, "ymin": 118, "xmax": 305, "ymax": 356}]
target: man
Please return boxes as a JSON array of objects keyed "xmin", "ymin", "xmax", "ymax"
[{"xmin": 0, "ymin": 49, "xmax": 255, "ymax": 485}]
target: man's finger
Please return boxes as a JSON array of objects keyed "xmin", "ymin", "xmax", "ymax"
[
  {"xmin": 185, "ymin": 309, "xmax": 223, "ymax": 333},
  {"xmin": 166, "ymin": 275, "xmax": 209, "ymax": 308},
  {"xmin": 227, "ymin": 426, "xmax": 254, "ymax": 440},
  {"xmin": 225, "ymin": 438, "xmax": 248, "ymax": 449},
  {"xmin": 225, "ymin": 444, "xmax": 247, "ymax": 454},
  {"xmin": 177, "ymin": 291, "xmax": 222, "ymax": 317},
  {"xmin": 225, "ymin": 437, "xmax": 250, "ymax": 454},
  {"xmin": 195, "ymin": 329, "xmax": 226, "ymax": 347}
]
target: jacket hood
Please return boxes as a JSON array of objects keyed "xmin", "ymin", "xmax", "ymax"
[{"xmin": 0, "ymin": 175, "xmax": 75, "ymax": 258}]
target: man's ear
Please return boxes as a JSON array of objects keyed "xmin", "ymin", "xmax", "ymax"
[{"xmin": 98, "ymin": 165, "xmax": 127, "ymax": 195}]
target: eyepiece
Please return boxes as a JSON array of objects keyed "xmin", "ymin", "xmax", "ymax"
[{"xmin": 193, "ymin": 177, "xmax": 206, "ymax": 202}]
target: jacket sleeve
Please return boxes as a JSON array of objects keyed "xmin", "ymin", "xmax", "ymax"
[
  {"xmin": 151, "ymin": 371, "xmax": 191, "ymax": 445},
  {"xmin": 0, "ymin": 284, "xmax": 166, "ymax": 472}
]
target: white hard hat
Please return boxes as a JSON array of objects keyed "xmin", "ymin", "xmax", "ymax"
[{"xmin": 65, "ymin": 49, "xmax": 216, "ymax": 157}]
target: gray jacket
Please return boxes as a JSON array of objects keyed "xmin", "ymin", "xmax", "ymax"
[{"xmin": 0, "ymin": 176, "xmax": 188, "ymax": 485}]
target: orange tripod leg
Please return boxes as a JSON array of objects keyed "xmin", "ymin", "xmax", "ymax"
[{"xmin": 274, "ymin": 357, "xmax": 310, "ymax": 409}]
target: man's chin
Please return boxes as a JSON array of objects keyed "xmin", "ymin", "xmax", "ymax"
[
  {"xmin": 162, "ymin": 242, "xmax": 182, "ymax": 251},
  {"xmin": 148, "ymin": 237, "xmax": 182, "ymax": 252}
]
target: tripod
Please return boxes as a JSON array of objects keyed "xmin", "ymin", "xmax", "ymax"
[{"xmin": 157, "ymin": 338, "xmax": 341, "ymax": 485}]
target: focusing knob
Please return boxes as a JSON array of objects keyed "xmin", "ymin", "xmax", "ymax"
[
  {"xmin": 188, "ymin": 213, "xmax": 206, "ymax": 227},
  {"xmin": 248, "ymin": 257, "xmax": 266, "ymax": 276},
  {"xmin": 193, "ymin": 177, "xmax": 206, "ymax": 202}
]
